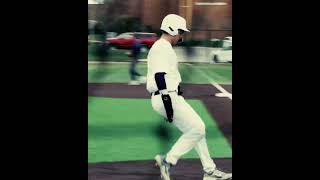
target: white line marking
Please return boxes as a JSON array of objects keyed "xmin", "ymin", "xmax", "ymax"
[{"xmin": 186, "ymin": 63, "xmax": 232, "ymax": 100}]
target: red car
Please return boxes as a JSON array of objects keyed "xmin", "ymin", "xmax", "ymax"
[{"xmin": 106, "ymin": 32, "xmax": 158, "ymax": 52}]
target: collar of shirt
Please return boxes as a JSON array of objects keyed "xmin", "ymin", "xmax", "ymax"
[{"xmin": 159, "ymin": 38, "xmax": 172, "ymax": 48}]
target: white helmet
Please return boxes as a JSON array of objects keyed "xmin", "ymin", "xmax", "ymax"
[{"xmin": 160, "ymin": 14, "xmax": 190, "ymax": 36}]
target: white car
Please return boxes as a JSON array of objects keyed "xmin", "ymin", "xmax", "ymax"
[
  {"xmin": 209, "ymin": 36, "xmax": 232, "ymax": 63},
  {"xmin": 223, "ymin": 36, "xmax": 232, "ymax": 48},
  {"xmin": 210, "ymin": 46, "xmax": 232, "ymax": 63}
]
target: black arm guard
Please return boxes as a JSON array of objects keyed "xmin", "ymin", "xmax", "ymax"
[
  {"xmin": 155, "ymin": 72, "xmax": 167, "ymax": 90},
  {"xmin": 155, "ymin": 72, "xmax": 173, "ymax": 122}
]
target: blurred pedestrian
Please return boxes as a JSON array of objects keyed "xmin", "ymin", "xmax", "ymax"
[{"xmin": 128, "ymin": 37, "xmax": 146, "ymax": 85}]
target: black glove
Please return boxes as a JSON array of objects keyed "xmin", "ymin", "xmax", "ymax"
[
  {"xmin": 161, "ymin": 94, "xmax": 174, "ymax": 123},
  {"xmin": 178, "ymin": 85, "xmax": 183, "ymax": 96}
]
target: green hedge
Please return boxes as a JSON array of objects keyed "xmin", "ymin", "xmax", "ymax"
[{"xmin": 179, "ymin": 40, "xmax": 223, "ymax": 48}]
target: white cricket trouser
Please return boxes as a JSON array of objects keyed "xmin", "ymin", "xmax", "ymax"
[{"xmin": 151, "ymin": 92, "xmax": 216, "ymax": 173}]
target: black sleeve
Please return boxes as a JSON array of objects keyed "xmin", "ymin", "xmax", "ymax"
[
  {"xmin": 155, "ymin": 72, "xmax": 167, "ymax": 90},
  {"xmin": 155, "ymin": 72, "xmax": 173, "ymax": 122}
]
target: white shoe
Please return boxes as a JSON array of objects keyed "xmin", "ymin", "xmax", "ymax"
[
  {"xmin": 203, "ymin": 169, "xmax": 232, "ymax": 180},
  {"xmin": 155, "ymin": 154, "xmax": 171, "ymax": 180},
  {"xmin": 128, "ymin": 80, "xmax": 140, "ymax": 85},
  {"xmin": 138, "ymin": 76, "xmax": 147, "ymax": 83}
]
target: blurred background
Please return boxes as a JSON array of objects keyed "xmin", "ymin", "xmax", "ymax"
[{"xmin": 88, "ymin": 0, "xmax": 232, "ymax": 64}]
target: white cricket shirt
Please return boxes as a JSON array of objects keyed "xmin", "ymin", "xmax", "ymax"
[{"xmin": 146, "ymin": 38, "xmax": 182, "ymax": 93}]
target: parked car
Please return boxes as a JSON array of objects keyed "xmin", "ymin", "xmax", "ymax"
[
  {"xmin": 208, "ymin": 36, "xmax": 232, "ymax": 63},
  {"xmin": 210, "ymin": 45, "xmax": 232, "ymax": 63},
  {"xmin": 222, "ymin": 36, "xmax": 232, "ymax": 48},
  {"xmin": 106, "ymin": 32, "xmax": 158, "ymax": 52}
]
